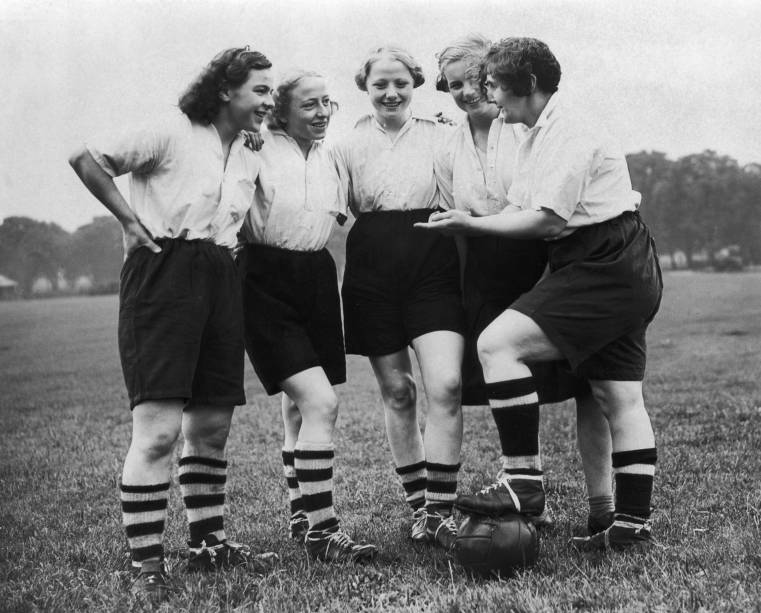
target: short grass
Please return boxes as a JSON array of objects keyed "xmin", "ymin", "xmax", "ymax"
[{"xmin": 1, "ymin": 271, "xmax": 760, "ymax": 612}]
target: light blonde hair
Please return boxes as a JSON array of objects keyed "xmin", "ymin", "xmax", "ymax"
[
  {"xmin": 266, "ymin": 69, "xmax": 338, "ymax": 131},
  {"xmin": 354, "ymin": 46, "xmax": 425, "ymax": 91},
  {"xmin": 435, "ymin": 33, "xmax": 492, "ymax": 92}
]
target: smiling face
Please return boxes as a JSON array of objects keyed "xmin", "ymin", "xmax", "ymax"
[
  {"xmin": 283, "ymin": 76, "xmax": 332, "ymax": 144},
  {"xmin": 225, "ymin": 68, "xmax": 275, "ymax": 132},
  {"xmin": 443, "ymin": 59, "xmax": 496, "ymax": 121},
  {"xmin": 484, "ymin": 73, "xmax": 528, "ymax": 125},
  {"xmin": 366, "ymin": 56, "xmax": 413, "ymax": 125}
]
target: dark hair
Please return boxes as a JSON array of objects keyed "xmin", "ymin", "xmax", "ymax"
[
  {"xmin": 482, "ymin": 37, "xmax": 561, "ymax": 96},
  {"xmin": 178, "ymin": 47, "xmax": 272, "ymax": 124},
  {"xmin": 354, "ymin": 46, "xmax": 425, "ymax": 91}
]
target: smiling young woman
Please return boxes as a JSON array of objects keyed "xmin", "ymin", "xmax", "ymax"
[
  {"xmin": 333, "ymin": 46, "xmax": 465, "ymax": 552},
  {"xmin": 236, "ymin": 70, "xmax": 376, "ymax": 564}
]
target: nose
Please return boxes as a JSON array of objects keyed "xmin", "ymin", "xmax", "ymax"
[
  {"xmin": 262, "ymin": 92, "xmax": 274, "ymax": 109},
  {"xmin": 462, "ymin": 81, "xmax": 477, "ymax": 98},
  {"xmin": 385, "ymin": 87, "xmax": 399, "ymax": 100}
]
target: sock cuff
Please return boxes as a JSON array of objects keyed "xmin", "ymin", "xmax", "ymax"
[
  {"xmin": 294, "ymin": 446, "xmax": 335, "ymax": 461},
  {"xmin": 120, "ymin": 482, "xmax": 170, "ymax": 494},
  {"xmin": 178, "ymin": 456, "xmax": 228, "ymax": 469},
  {"xmin": 424, "ymin": 461, "xmax": 461, "ymax": 473},
  {"xmin": 485, "ymin": 377, "xmax": 536, "ymax": 400},
  {"xmin": 395, "ymin": 461, "xmax": 426, "ymax": 476},
  {"xmin": 612, "ymin": 448, "xmax": 657, "ymax": 468},
  {"xmin": 295, "ymin": 441, "xmax": 335, "ymax": 452}
]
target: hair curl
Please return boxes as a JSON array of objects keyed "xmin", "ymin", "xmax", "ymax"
[
  {"xmin": 266, "ymin": 70, "xmax": 339, "ymax": 131},
  {"xmin": 354, "ymin": 46, "xmax": 425, "ymax": 91},
  {"xmin": 434, "ymin": 33, "xmax": 492, "ymax": 92},
  {"xmin": 482, "ymin": 37, "xmax": 561, "ymax": 96},
  {"xmin": 178, "ymin": 47, "xmax": 272, "ymax": 124}
]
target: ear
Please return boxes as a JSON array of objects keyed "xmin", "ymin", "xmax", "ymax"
[
  {"xmin": 219, "ymin": 83, "xmax": 232, "ymax": 102},
  {"xmin": 529, "ymin": 74, "xmax": 538, "ymax": 94}
]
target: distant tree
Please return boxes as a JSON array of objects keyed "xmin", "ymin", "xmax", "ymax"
[
  {"xmin": 0, "ymin": 217, "xmax": 71, "ymax": 295},
  {"xmin": 627, "ymin": 151, "xmax": 675, "ymax": 262},
  {"xmin": 68, "ymin": 216, "xmax": 123, "ymax": 288}
]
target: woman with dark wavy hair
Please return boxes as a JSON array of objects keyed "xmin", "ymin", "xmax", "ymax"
[{"xmin": 68, "ymin": 47, "xmax": 275, "ymax": 601}]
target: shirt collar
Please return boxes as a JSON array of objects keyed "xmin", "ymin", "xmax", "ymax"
[
  {"xmin": 532, "ymin": 91, "xmax": 561, "ymax": 130},
  {"xmin": 267, "ymin": 127, "xmax": 323, "ymax": 153}
]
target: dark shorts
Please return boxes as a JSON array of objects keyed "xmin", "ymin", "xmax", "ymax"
[
  {"xmin": 118, "ymin": 239, "xmax": 245, "ymax": 410},
  {"xmin": 342, "ymin": 209, "xmax": 465, "ymax": 357},
  {"xmin": 239, "ymin": 244, "xmax": 346, "ymax": 395},
  {"xmin": 461, "ymin": 235, "xmax": 590, "ymax": 405},
  {"xmin": 511, "ymin": 211, "xmax": 663, "ymax": 381}
]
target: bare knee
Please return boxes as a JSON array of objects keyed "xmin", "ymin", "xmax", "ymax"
[
  {"xmin": 590, "ymin": 382, "xmax": 645, "ymax": 419},
  {"xmin": 302, "ymin": 388, "xmax": 339, "ymax": 426},
  {"xmin": 477, "ymin": 327, "xmax": 516, "ymax": 372},
  {"xmin": 131, "ymin": 429, "xmax": 179, "ymax": 463},
  {"xmin": 381, "ymin": 374, "xmax": 417, "ymax": 413},
  {"xmin": 425, "ymin": 370, "xmax": 461, "ymax": 412}
]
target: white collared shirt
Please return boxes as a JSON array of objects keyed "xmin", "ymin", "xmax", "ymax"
[
  {"xmin": 436, "ymin": 116, "xmax": 522, "ymax": 216},
  {"xmin": 333, "ymin": 114, "xmax": 448, "ymax": 216},
  {"xmin": 239, "ymin": 129, "xmax": 346, "ymax": 251},
  {"xmin": 507, "ymin": 93, "xmax": 640, "ymax": 235},
  {"xmin": 86, "ymin": 112, "xmax": 259, "ymax": 249}
]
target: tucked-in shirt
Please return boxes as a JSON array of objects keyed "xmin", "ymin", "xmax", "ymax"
[
  {"xmin": 86, "ymin": 112, "xmax": 259, "ymax": 249},
  {"xmin": 239, "ymin": 129, "xmax": 346, "ymax": 251},
  {"xmin": 333, "ymin": 114, "xmax": 448, "ymax": 216},
  {"xmin": 436, "ymin": 116, "xmax": 522, "ymax": 216},
  {"xmin": 507, "ymin": 93, "xmax": 640, "ymax": 236}
]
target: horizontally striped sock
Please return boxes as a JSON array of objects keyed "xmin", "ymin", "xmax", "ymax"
[
  {"xmin": 395, "ymin": 461, "xmax": 427, "ymax": 510},
  {"xmin": 120, "ymin": 481, "xmax": 169, "ymax": 567},
  {"xmin": 178, "ymin": 456, "xmax": 227, "ymax": 546},
  {"xmin": 486, "ymin": 377, "xmax": 543, "ymax": 484},
  {"xmin": 425, "ymin": 462, "xmax": 460, "ymax": 513},
  {"xmin": 282, "ymin": 449, "xmax": 304, "ymax": 517},
  {"xmin": 612, "ymin": 448, "xmax": 657, "ymax": 524},
  {"xmin": 295, "ymin": 442, "xmax": 338, "ymax": 532}
]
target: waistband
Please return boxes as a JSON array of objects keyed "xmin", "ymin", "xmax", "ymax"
[{"xmin": 240, "ymin": 243, "xmax": 329, "ymax": 257}]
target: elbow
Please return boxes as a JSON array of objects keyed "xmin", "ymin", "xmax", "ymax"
[
  {"xmin": 68, "ymin": 147, "xmax": 87, "ymax": 171},
  {"xmin": 542, "ymin": 221, "xmax": 566, "ymax": 239}
]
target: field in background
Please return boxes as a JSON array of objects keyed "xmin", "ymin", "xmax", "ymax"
[{"xmin": 1, "ymin": 272, "xmax": 760, "ymax": 612}]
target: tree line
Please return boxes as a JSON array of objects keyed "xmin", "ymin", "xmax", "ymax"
[{"xmin": 1, "ymin": 149, "xmax": 759, "ymax": 297}]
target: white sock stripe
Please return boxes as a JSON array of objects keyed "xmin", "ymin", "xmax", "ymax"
[
  {"xmin": 298, "ymin": 480, "xmax": 333, "ymax": 496},
  {"xmin": 129, "ymin": 534, "xmax": 165, "ymax": 550},
  {"xmin": 180, "ymin": 483, "xmax": 226, "ymax": 497},
  {"xmin": 294, "ymin": 458, "xmax": 334, "ymax": 470},
  {"xmin": 184, "ymin": 506, "xmax": 224, "ymax": 521},
  {"xmin": 500, "ymin": 471, "xmax": 544, "ymax": 482},
  {"xmin": 122, "ymin": 509, "xmax": 167, "ymax": 526},
  {"xmin": 178, "ymin": 464, "xmax": 227, "ymax": 477},
  {"xmin": 120, "ymin": 491, "xmax": 169, "ymax": 503},
  {"xmin": 501, "ymin": 455, "xmax": 543, "ymax": 472},
  {"xmin": 615, "ymin": 464, "xmax": 656, "ymax": 476},
  {"xmin": 295, "ymin": 441, "xmax": 335, "ymax": 452},
  {"xmin": 399, "ymin": 469, "xmax": 427, "ymax": 482},
  {"xmin": 489, "ymin": 392, "xmax": 539, "ymax": 408},
  {"xmin": 307, "ymin": 508, "xmax": 336, "ymax": 526}
]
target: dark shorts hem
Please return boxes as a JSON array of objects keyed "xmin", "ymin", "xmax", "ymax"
[
  {"xmin": 349, "ymin": 324, "xmax": 464, "ymax": 358},
  {"xmin": 261, "ymin": 360, "xmax": 347, "ymax": 396}
]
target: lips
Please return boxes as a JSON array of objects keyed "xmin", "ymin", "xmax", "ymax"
[{"xmin": 312, "ymin": 121, "xmax": 328, "ymax": 129}]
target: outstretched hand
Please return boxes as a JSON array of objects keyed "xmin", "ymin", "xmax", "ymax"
[{"xmin": 414, "ymin": 209, "xmax": 476, "ymax": 236}]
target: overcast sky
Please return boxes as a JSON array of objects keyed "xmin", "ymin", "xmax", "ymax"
[{"xmin": 1, "ymin": 0, "xmax": 759, "ymax": 232}]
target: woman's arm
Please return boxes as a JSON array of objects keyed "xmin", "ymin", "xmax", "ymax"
[
  {"xmin": 414, "ymin": 207, "xmax": 567, "ymax": 240},
  {"xmin": 68, "ymin": 147, "xmax": 160, "ymax": 255}
]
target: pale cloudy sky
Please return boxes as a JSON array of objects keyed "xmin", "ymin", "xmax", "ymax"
[{"xmin": 1, "ymin": 0, "xmax": 759, "ymax": 231}]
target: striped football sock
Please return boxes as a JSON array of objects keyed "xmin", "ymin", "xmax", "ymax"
[
  {"xmin": 486, "ymin": 377, "xmax": 543, "ymax": 484},
  {"xmin": 120, "ymin": 481, "xmax": 169, "ymax": 566},
  {"xmin": 612, "ymin": 447, "xmax": 657, "ymax": 524},
  {"xmin": 424, "ymin": 462, "xmax": 460, "ymax": 514},
  {"xmin": 395, "ymin": 460, "xmax": 427, "ymax": 510},
  {"xmin": 282, "ymin": 449, "xmax": 304, "ymax": 516},
  {"xmin": 178, "ymin": 455, "xmax": 227, "ymax": 546},
  {"xmin": 295, "ymin": 442, "xmax": 338, "ymax": 532}
]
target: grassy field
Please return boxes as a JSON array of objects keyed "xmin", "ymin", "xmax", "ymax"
[{"xmin": 1, "ymin": 271, "xmax": 760, "ymax": 612}]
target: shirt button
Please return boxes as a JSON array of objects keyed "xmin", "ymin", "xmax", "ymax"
[{"xmin": 231, "ymin": 212, "xmax": 239, "ymax": 222}]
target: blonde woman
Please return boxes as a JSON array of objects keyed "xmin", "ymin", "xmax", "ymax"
[
  {"xmin": 238, "ymin": 70, "xmax": 376, "ymax": 563},
  {"xmin": 333, "ymin": 46, "xmax": 464, "ymax": 550}
]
